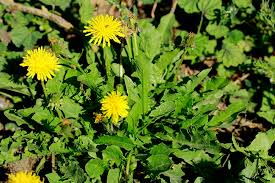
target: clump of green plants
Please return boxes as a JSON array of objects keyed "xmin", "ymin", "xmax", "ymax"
[{"xmin": 0, "ymin": 0, "xmax": 274, "ymax": 182}]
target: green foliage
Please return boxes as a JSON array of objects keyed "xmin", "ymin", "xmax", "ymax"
[{"xmin": 0, "ymin": 0, "xmax": 274, "ymax": 182}]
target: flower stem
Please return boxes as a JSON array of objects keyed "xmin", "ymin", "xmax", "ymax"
[
  {"xmin": 41, "ymin": 81, "xmax": 48, "ymax": 99},
  {"xmin": 197, "ymin": 12, "xmax": 204, "ymax": 34},
  {"xmin": 125, "ymin": 150, "xmax": 133, "ymax": 180},
  {"xmin": 133, "ymin": 33, "xmax": 139, "ymax": 57}
]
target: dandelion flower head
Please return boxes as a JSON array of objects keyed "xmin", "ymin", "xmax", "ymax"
[
  {"xmin": 8, "ymin": 171, "xmax": 43, "ymax": 183},
  {"xmin": 20, "ymin": 47, "xmax": 60, "ymax": 82},
  {"xmin": 83, "ymin": 15, "xmax": 125, "ymax": 48},
  {"xmin": 101, "ymin": 91, "xmax": 129, "ymax": 125}
]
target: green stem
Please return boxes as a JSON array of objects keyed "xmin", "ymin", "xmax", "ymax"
[
  {"xmin": 126, "ymin": 150, "xmax": 133, "ymax": 180},
  {"xmin": 173, "ymin": 50, "xmax": 187, "ymax": 82},
  {"xmin": 41, "ymin": 81, "xmax": 48, "ymax": 99},
  {"xmin": 133, "ymin": 33, "xmax": 139, "ymax": 57},
  {"xmin": 126, "ymin": 38, "xmax": 133, "ymax": 59},
  {"xmin": 197, "ymin": 12, "xmax": 204, "ymax": 34}
]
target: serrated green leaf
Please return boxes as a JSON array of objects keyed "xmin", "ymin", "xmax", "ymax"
[
  {"xmin": 149, "ymin": 101, "xmax": 175, "ymax": 117},
  {"xmin": 60, "ymin": 97, "xmax": 83, "ymax": 118},
  {"xmin": 95, "ymin": 135, "xmax": 135, "ymax": 151},
  {"xmin": 227, "ymin": 30, "xmax": 244, "ymax": 44},
  {"xmin": 78, "ymin": 63, "xmax": 104, "ymax": 89},
  {"xmin": 135, "ymin": 52, "xmax": 153, "ymax": 115},
  {"xmin": 102, "ymin": 145, "xmax": 124, "ymax": 166},
  {"xmin": 10, "ymin": 27, "xmax": 42, "ymax": 49},
  {"xmin": 173, "ymin": 149, "xmax": 211, "ymax": 165},
  {"xmin": 178, "ymin": 0, "xmax": 200, "ymax": 13},
  {"xmin": 0, "ymin": 73, "xmax": 33, "ymax": 96},
  {"xmin": 198, "ymin": 0, "xmax": 222, "ymax": 19},
  {"xmin": 240, "ymin": 159, "xmax": 257, "ymax": 181},
  {"xmin": 32, "ymin": 108, "xmax": 53, "ymax": 124},
  {"xmin": 46, "ymin": 172, "xmax": 62, "ymax": 183},
  {"xmin": 111, "ymin": 63, "xmax": 125, "ymax": 77},
  {"xmin": 107, "ymin": 168, "xmax": 120, "ymax": 183},
  {"xmin": 39, "ymin": 0, "xmax": 72, "ymax": 10},
  {"xmin": 79, "ymin": 0, "xmax": 94, "ymax": 23},
  {"xmin": 185, "ymin": 68, "xmax": 211, "ymax": 93},
  {"xmin": 257, "ymin": 110, "xmax": 275, "ymax": 124},
  {"xmin": 246, "ymin": 129, "xmax": 275, "ymax": 157},
  {"xmin": 161, "ymin": 164, "xmax": 184, "ymax": 183},
  {"xmin": 156, "ymin": 49, "xmax": 181, "ymax": 74},
  {"xmin": 49, "ymin": 140, "xmax": 70, "ymax": 153},
  {"xmin": 187, "ymin": 34, "xmax": 208, "ymax": 58},
  {"xmin": 206, "ymin": 23, "xmax": 229, "ymax": 39},
  {"xmin": 85, "ymin": 159, "xmax": 106, "ymax": 179},
  {"xmin": 140, "ymin": 25, "xmax": 161, "ymax": 59},
  {"xmin": 157, "ymin": 13, "xmax": 177, "ymax": 43},
  {"xmin": 182, "ymin": 115, "xmax": 208, "ymax": 128},
  {"xmin": 124, "ymin": 75, "xmax": 139, "ymax": 102},
  {"xmin": 126, "ymin": 101, "xmax": 142, "ymax": 133},
  {"xmin": 208, "ymin": 101, "xmax": 246, "ymax": 126},
  {"xmin": 150, "ymin": 143, "xmax": 171, "ymax": 155},
  {"xmin": 4, "ymin": 110, "xmax": 28, "ymax": 126},
  {"xmin": 217, "ymin": 41, "xmax": 246, "ymax": 67},
  {"xmin": 147, "ymin": 154, "xmax": 172, "ymax": 172},
  {"xmin": 233, "ymin": 0, "xmax": 251, "ymax": 8}
]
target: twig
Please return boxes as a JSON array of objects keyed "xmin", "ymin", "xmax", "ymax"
[
  {"xmin": 170, "ymin": 0, "xmax": 177, "ymax": 14},
  {"xmin": 151, "ymin": 0, "xmax": 158, "ymax": 18},
  {"xmin": 0, "ymin": 0, "xmax": 74, "ymax": 31}
]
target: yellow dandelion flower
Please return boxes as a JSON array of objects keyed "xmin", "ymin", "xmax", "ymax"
[
  {"xmin": 20, "ymin": 47, "xmax": 60, "ymax": 82},
  {"xmin": 101, "ymin": 91, "xmax": 129, "ymax": 125},
  {"xmin": 83, "ymin": 15, "xmax": 125, "ymax": 48},
  {"xmin": 8, "ymin": 171, "xmax": 43, "ymax": 183}
]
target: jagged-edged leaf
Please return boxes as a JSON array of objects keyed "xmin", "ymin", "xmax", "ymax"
[
  {"xmin": 102, "ymin": 145, "xmax": 124, "ymax": 166},
  {"xmin": 178, "ymin": 0, "xmax": 200, "ymax": 13},
  {"xmin": 4, "ymin": 110, "xmax": 29, "ymax": 126},
  {"xmin": 208, "ymin": 101, "xmax": 246, "ymax": 126},
  {"xmin": 124, "ymin": 75, "xmax": 139, "ymax": 102},
  {"xmin": 10, "ymin": 26, "xmax": 42, "ymax": 49},
  {"xmin": 157, "ymin": 49, "xmax": 180, "ymax": 71},
  {"xmin": 157, "ymin": 13, "xmax": 177, "ymax": 43},
  {"xmin": 60, "ymin": 97, "xmax": 83, "ymax": 118},
  {"xmin": 140, "ymin": 24, "xmax": 161, "ymax": 59},
  {"xmin": 49, "ymin": 140, "xmax": 71, "ymax": 154},
  {"xmin": 185, "ymin": 68, "xmax": 211, "ymax": 93},
  {"xmin": 233, "ymin": 0, "xmax": 251, "ymax": 8},
  {"xmin": 150, "ymin": 143, "xmax": 171, "ymax": 155},
  {"xmin": 147, "ymin": 154, "xmax": 172, "ymax": 172},
  {"xmin": 161, "ymin": 164, "xmax": 184, "ymax": 183},
  {"xmin": 77, "ymin": 63, "xmax": 104, "ymax": 89},
  {"xmin": 198, "ymin": 0, "xmax": 222, "ymax": 19},
  {"xmin": 79, "ymin": 0, "xmax": 94, "ymax": 23},
  {"xmin": 85, "ymin": 159, "xmax": 106, "ymax": 179},
  {"xmin": 39, "ymin": 0, "xmax": 72, "ymax": 10},
  {"xmin": 95, "ymin": 135, "xmax": 135, "ymax": 150},
  {"xmin": 149, "ymin": 101, "xmax": 175, "ymax": 117},
  {"xmin": 246, "ymin": 129, "xmax": 275, "ymax": 158},
  {"xmin": 107, "ymin": 168, "xmax": 120, "ymax": 183},
  {"xmin": 217, "ymin": 41, "xmax": 246, "ymax": 67},
  {"xmin": 206, "ymin": 23, "xmax": 229, "ymax": 39},
  {"xmin": 135, "ymin": 52, "xmax": 153, "ymax": 115},
  {"xmin": 173, "ymin": 149, "xmax": 211, "ymax": 165},
  {"xmin": 182, "ymin": 115, "xmax": 208, "ymax": 128},
  {"xmin": 126, "ymin": 101, "xmax": 142, "ymax": 133}
]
